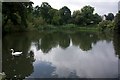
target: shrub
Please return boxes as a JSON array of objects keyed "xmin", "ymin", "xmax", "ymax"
[
  {"xmin": 98, "ymin": 20, "xmax": 115, "ymax": 31},
  {"xmin": 33, "ymin": 17, "xmax": 46, "ymax": 28},
  {"xmin": 106, "ymin": 21, "xmax": 115, "ymax": 30}
]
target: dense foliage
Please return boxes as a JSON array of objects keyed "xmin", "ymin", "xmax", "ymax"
[
  {"xmin": 2, "ymin": 2, "xmax": 33, "ymax": 32},
  {"xmin": 2, "ymin": 2, "xmax": 119, "ymax": 32},
  {"xmin": 114, "ymin": 11, "xmax": 120, "ymax": 33},
  {"xmin": 72, "ymin": 6, "xmax": 102, "ymax": 25},
  {"xmin": 106, "ymin": 13, "xmax": 114, "ymax": 21},
  {"xmin": 98, "ymin": 11, "xmax": 120, "ymax": 32},
  {"xmin": 98, "ymin": 20, "xmax": 115, "ymax": 31}
]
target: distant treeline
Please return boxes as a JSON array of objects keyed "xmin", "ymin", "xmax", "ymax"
[{"xmin": 2, "ymin": 2, "xmax": 120, "ymax": 33}]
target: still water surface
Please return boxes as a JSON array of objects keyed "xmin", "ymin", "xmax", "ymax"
[{"xmin": 2, "ymin": 31, "xmax": 119, "ymax": 78}]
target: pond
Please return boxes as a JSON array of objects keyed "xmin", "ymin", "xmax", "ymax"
[{"xmin": 2, "ymin": 31, "xmax": 119, "ymax": 79}]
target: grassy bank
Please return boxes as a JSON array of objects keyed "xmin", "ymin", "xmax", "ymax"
[
  {"xmin": 5, "ymin": 23, "xmax": 115, "ymax": 34},
  {"xmin": 33, "ymin": 24, "xmax": 99, "ymax": 32}
]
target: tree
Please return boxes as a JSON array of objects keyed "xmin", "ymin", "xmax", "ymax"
[
  {"xmin": 93, "ymin": 13, "xmax": 102, "ymax": 24},
  {"xmin": 114, "ymin": 12, "xmax": 120, "ymax": 33},
  {"xmin": 106, "ymin": 13, "xmax": 114, "ymax": 21},
  {"xmin": 81, "ymin": 5, "xmax": 94, "ymax": 25},
  {"xmin": 49, "ymin": 8, "xmax": 58, "ymax": 24},
  {"xmin": 51, "ymin": 10, "xmax": 61, "ymax": 25},
  {"xmin": 72, "ymin": 5, "xmax": 97, "ymax": 25},
  {"xmin": 59, "ymin": 6, "xmax": 71, "ymax": 24},
  {"xmin": 2, "ymin": 2, "xmax": 34, "ymax": 32},
  {"xmin": 81, "ymin": 5, "xmax": 94, "ymax": 14},
  {"xmin": 33, "ymin": 5, "xmax": 41, "ymax": 17},
  {"xmin": 72, "ymin": 5, "xmax": 102, "ymax": 25},
  {"xmin": 40, "ymin": 2, "xmax": 52, "ymax": 23},
  {"xmin": 72, "ymin": 10, "xmax": 81, "ymax": 24}
]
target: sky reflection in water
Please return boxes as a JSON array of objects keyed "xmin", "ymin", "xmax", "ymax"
[
  {"xmin": 3, "ymin": 31, "xmax": 119, "ymax": 78},
  {"xmin": 28, "ymin": 40, "xmax": 118, "ymax": 78}
]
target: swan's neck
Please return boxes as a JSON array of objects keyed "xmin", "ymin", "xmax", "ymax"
[{"xmin": 11, "ymin": 50, "xmax": 14, "ymax": 53}]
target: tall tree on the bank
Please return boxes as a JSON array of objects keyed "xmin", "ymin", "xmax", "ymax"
[
  {"xmin": 72, "ymin": 5, "xmax": 101, "ymax": 25},
  {"xmin": 2, "ymin": 2, "xmax": 33, "ymax": 31},
  {"xmin": 33, "ymin": 5, "xmax": 41, "ymax": 17},
  {"xmin": 49, "ymin": 8, "xmax": 58, "ymax": 24},
  {"xmin": 51, "ymin": 10, "xmax": 61, "ymax": 25},
  {"xmin": 81, "ymin": 5, "xmax": 94, "ymax": 25},
  {"xmin": 40, "ymin": 2, "xmax": 52, "ymax": 23},
  {"xmin": 72, "ymin": 10, "xmax": 81, "ymax": 24},
  {"xmin": 59, "ymin": 6, "xmax": 71, "ymax": 24},
  {"xmin": 106, "ymin": 13, "xmax": 114, "ymax": 21},
  {"xmin": 93, "ymin": 13, "xmax": 102, "ymax": 24},
  {"xmin": 114, "ymin": 11, "xmax": 120, "ymax": 33}
]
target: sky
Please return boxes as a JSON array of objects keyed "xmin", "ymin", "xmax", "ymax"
[{"xmin": 31, "ymin": 0, "xmax": 119, "ymax": 15}]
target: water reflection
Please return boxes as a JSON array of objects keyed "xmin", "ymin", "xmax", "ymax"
[
  {"xmin": 113, "ymin": 32, "xmax": 120, "ymax": 58},
  {"xmin": 2, "ymin": 31, "xmax": 118, "ymax": 78},
  {"xmin": 2, "ymin": 32, "xmax": 36, "ymax": 79},
  {"xmin": 71, "ymin": 32, "xmax": 98, "ymax": 51}
]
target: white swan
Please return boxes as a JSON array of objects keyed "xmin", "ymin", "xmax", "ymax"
[{"xmin": 10, "ymin": 49, "xmax": 22, "ymax": 56}]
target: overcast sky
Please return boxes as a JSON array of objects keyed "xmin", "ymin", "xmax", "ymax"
[{"xmin": 31, "ymin": 0, "xmax": 119, "ymax": 15}]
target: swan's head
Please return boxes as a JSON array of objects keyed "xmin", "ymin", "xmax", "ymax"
[{"xmin": 10, "ymin": 49, "xmax": 14, "ymax": 52}]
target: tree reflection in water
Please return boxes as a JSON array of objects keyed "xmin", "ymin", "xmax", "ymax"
[
  {"xmin": 34, "ymin": 31, "xmax": 112, "ymax": 52},
  {"xmin": 2, "ymin": 32, "xmax": 36, "ymax": 79},
  {"xmin": 3, "ymin": 31, "xmax": 117, "ymax": 78},
  {"xmin": 113, "ymin": 32, "xmax": 120, "ymax": 58}
]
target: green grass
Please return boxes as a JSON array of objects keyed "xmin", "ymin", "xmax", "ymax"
[
  {"xmin": 3, "ymin": 23, "xmax": 99, "ymax": 33},
  {"xmin": 35, "ymin": 24, "xmax": 99, "ymax": 32},
  {"xmin": 77, "ymin": 27, "xmax": 98, "ymax": 32}
]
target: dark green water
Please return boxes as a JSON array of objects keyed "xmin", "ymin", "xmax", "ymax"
[{"xmin": 2, "ymin": 31, "xmax": 119, "ymax": 79}]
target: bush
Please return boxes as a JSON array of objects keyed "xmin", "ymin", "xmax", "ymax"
[
  {"xmin": 107, "ymin": 21, "xmax": 115, "ymax": 30},
  {"xmin": 33, "ymin": 17, "xmax": 46, "ymax": 28},
  {"xmin": 98, "ymin": 20, "xmax": 115, "ymax": 31}
]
